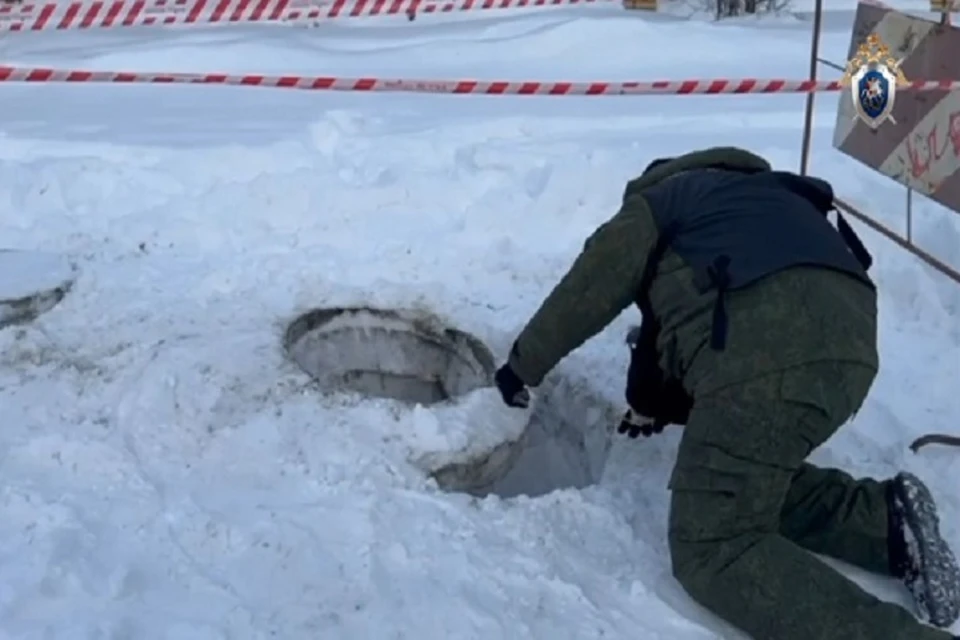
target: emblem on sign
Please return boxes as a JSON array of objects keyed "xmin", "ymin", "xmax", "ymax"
[{"xmin": 840, "ymin": 33, "xmax": 909, "ymax": 130}]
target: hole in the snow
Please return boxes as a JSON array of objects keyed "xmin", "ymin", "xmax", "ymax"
[
  {"xmin": 284, "ymin": 306, "xmax": 612, "ymax": 498},
  {"xmin": 284, "ymin": 306, "xmax": 496, "ymax": 405},
  {"xmin": 474, "ymin": 373, "xmax": 615, "ymax": 498}
]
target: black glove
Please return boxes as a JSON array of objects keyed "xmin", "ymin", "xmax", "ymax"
[
  {"xmin": 494, "ymin": 363, "xmax": 530, "ymax": 409},
  {"xmin": 617, "ymin": 408, "xmax": 668, "ymax": 439}
]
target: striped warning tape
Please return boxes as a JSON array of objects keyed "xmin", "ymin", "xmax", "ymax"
[
  {"xmin": 4, "ymin": 67, "xmax": 960, "ymax": 94},
  {"xmin": 0, "ymin": 0, "xmax": 304, "ymax": 30},
  {"xmin": 0, "ymin": 0, "xmax": 610, "ymax": 30}
]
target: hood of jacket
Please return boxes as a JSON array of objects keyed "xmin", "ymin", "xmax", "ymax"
[{"xmin": 623, "ymin": 146, "xmax": 772, "ymax": 200}]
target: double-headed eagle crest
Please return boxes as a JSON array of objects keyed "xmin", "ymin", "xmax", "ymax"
[{"xmin": 840, "ymin": 33, "xmax": 910, "ymax": 130}]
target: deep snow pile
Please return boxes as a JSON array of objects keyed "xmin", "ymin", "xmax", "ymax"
[{"xmin": 0, "ymin": 5, "xmax": 958, "ymax": 639}]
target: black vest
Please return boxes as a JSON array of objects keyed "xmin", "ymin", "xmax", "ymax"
[
  {"xmin": 625, "ymin": 168, "xmax": 873, "ymax": 424},
  {"xmin": 640, "ymin": 168, "xmax": 873, "ymax": 350}
]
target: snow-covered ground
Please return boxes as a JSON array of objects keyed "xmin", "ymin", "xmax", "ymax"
[{"xmin": 1, "ymin": 4, "xmax": 959, "ymax": 639}]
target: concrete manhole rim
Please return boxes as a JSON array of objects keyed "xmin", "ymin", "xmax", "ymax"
[
  {"xmin": 284, "ymin": 305, "xmax": 498, "ymax": 406},
  {"xmin": 284, "ymin": 306, "xmax": 496, "ymax": 371}
]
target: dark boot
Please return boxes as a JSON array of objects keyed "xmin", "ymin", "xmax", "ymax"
[{"xmin": 888, "ymin": 471, "xmax": 960, "ymax": 628}]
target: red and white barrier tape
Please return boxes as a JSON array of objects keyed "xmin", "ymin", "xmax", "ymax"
[
  {"xmin": 0, "ymin": 0, "xmax": 308, "ymax": 30},
  {"xmin": 3, "ymin": 67, "xmax": 959, "ymax": 94},
  {"xmin": 4, "ymin": 67, "xmax": 960, "ymax": 93},
  {"xmin": 0, "ymin": 0, "xmax": 609, "ymax": 31}
]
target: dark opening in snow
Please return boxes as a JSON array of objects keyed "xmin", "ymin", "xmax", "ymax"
[
  {"xmin": 480, "ymin": 374, "xmax": 613, "ymax": 499},
  {"xmin": 284, "ymin": 306, "xmax": 611, "ymax": 498}
]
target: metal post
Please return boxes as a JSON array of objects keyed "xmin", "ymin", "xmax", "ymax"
[
  {"xmin": 800, "ymin": 0, "xmax": 824, "ymax": 176},
  {"xmin": 906, "ymin": 187, "xmax": 913, "ymax": 243}
]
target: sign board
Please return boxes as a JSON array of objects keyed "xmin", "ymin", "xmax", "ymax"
[
  {"xmin": 930, "ymin": 0, "xmax": 960, "ymax": 12},
  {"xmin": 623, "ymin": 0, "xmax": 657, "ymax": 11},
  {"xmin": 834, "ymin": 2, "xmax": 960, "ymax": 215}
]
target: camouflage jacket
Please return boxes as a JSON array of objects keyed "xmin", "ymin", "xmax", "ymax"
[{"xmin": 507, "ymin": 147, "xmax": 879, "ymax": 420}]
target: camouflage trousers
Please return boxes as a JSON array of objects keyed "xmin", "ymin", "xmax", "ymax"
[{"xmin": 668, "ymin": 361, "xmax": 952, "ymax": 640}]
